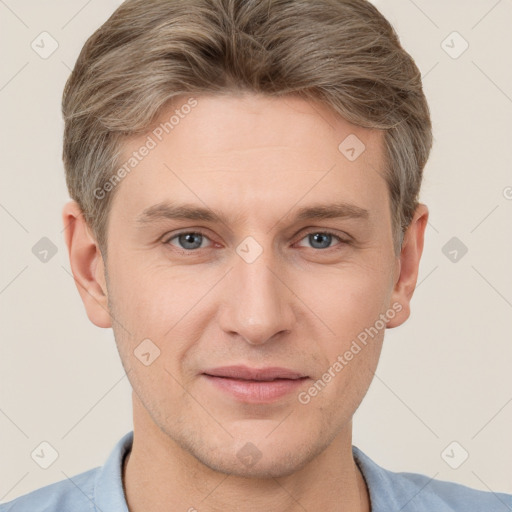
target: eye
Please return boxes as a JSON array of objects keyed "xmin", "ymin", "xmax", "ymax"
[
  {"xmin": 165, "ymin": 231, "xmax": 212, "ymax": 251},
  {"xmin": 296, "ymin": 230, "xmax": 348, "ymax": 250},
  {"xmin": 163, "ymin": 229, "xmax": 350, "ymax": 253}
]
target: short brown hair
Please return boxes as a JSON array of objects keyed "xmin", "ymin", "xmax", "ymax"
[{"xmin": 62, "ymin": 0, "xmax": 432, "ymax": 256}]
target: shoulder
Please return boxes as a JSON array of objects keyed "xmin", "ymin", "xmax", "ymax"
[
  {"xmin": 0, "ymin": 467, "xmax": 99, "ymax": 512},
  {"xmin": 395, "ymin": 469, "xmax": 512, "ymax": 511},
  {"xmin": 353, "ymin": 446, "xmax": 512, "ymax": 511},
  {"xmin": 0, "ymin": 431, "xmax": 133, "ymax": 512}
]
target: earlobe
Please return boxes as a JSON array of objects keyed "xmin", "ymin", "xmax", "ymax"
[
  {"xmin": 387, "ymin": 203, "xmax": 429, "ymax": 329},
  {"xmin": 62, "ymin": 200, "xmax": 112, "ymax": 328}
]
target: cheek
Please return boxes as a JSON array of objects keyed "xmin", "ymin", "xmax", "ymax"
[
  {"xmin": 305, "ymin": 323, "xmax": 384, "ymax": 422},
  {"xmin": 297, "ymin": 259, "xmax": 391, "ymax": 403},
  {"xmin": 108, "ymin": 257, "xmax": 186, "ymax": 322},
  {"xmin": 107, "ymin": 239, "xmax": 393, "ymax": 351},
  {"xmin": 300, "ymin": 261, "xmax": 392, "ymax": 337},
  {"xmin": 106, "ymin": 260, "xmax": 215, "ymax": 369}
]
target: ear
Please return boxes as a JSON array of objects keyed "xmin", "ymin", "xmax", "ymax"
[
  {"xmin": 62, "ymin": 200, "xmax": 112, "ymax": 328},
  {"xmin": 387, "ymin": 203, "xmax": 429, "ymax": 328}
]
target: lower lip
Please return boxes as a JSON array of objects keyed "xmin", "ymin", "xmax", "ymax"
[{"xmin": 203, "ymin": 375, "xmax": 309, "ymax": 403}]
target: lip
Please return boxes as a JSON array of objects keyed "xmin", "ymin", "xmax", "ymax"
[
  {"xmin": 202, "ymin": 365, "xmax": 309, "ymax": 403},
  {"xmin": 203, "ymin": 365, "xmax": 307, "ymax": 381}
]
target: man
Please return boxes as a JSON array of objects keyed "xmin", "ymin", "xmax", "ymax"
[{"xmin": 1, "ymin": 0, "xmax": 511, "ymax": 511}]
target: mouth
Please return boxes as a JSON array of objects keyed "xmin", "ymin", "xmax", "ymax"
[{"xmin": 202, "ymin": 365, "xmax": 310, "ymax": 403}]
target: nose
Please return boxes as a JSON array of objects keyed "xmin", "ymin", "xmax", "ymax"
[{"xmin": 217, "ymin": 244, "xmax": 296, "ymax": 346}]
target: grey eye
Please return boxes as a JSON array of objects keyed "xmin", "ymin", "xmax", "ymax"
[{"xmin": 169, "ymin": 232, "xmax": 207, "ymax": 250}]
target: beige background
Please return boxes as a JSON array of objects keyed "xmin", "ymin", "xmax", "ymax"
[{"xmin": 1, "ymin": 0, "xmax": 511, "ymax": 503}]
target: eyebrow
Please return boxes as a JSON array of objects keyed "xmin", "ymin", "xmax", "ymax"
[{"xmin": 135, "ymin": 201, "xmax": 369, "ymax": 227}]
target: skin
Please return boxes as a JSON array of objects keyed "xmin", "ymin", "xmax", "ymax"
[{"xmin": 63, "ymin": 92, "xmax": 428, "ymax": 512}]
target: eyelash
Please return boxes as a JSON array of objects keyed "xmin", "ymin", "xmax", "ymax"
[{"xmin": 163, "ymin": 229, "xmax": 350, "ymax": 253}]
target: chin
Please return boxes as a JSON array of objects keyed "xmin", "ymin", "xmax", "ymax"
[
  {"xmin": 180, "ymin": 432, "xmax": 324, "ymax": 479},
  {"xmin": 201, "ymin": 449, "xmax": 317, "ymax": 479},
  {"xmin": 161, "ymin": 407, "xmax": 338, "ymax": 478}
]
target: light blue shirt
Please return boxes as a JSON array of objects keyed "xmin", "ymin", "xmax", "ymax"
[{"xmin": 1, "ymin": 430, "xmax": 511, "ymax": 511}]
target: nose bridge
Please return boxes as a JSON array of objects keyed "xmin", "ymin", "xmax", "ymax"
[{"xmin": 219, "ymin": 238, "xmax": 294, "ymax": 345}]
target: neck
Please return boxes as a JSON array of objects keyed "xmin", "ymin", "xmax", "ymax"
[{"xmin": 123, "ymin": 400, "xmax": 370, "ymax": 512}]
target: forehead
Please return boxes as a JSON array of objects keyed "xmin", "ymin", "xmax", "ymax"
[{"xmin": 110, "ymin": 93, "xmax": 389, "ymax": 228}]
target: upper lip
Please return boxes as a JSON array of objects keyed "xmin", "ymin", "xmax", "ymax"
[{"xmin": 203, "ymin": 365, "xmax": 308, "ymax": 381}]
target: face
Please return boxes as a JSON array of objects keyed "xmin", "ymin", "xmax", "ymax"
[{"xmin": 70, "ymin": 93, "xmax": 422, "ymax": 478}]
